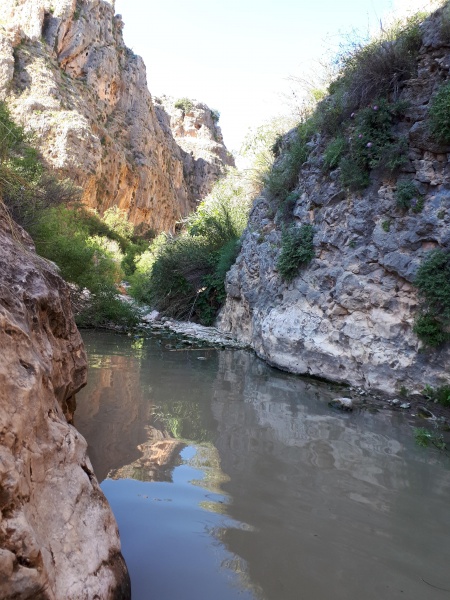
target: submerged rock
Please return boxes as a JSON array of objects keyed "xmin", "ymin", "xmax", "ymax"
[
  {"xmin": 329, "ymin": 397, "xmax": 353, "ymax": 411},
  {"xmin": 418, "ymin": 406, "xmax": 435, "ymax": 419},
  {"xmin": 0, "ymin": 207, "xmax": 130, "ymax": 599}
]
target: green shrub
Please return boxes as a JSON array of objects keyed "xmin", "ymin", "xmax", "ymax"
[
  {"xmin": 334, "ymin": 14, "xmax": 423, "ymax": 111},
  {"xmin": 423, "ymin": 383, "xmax": 450, "ymax": 407},
  {"xmin": 130, "ymin": 170, "xmax": 252, "ymax": 324},
  {"xmin": 30, "ymin": 206, "xmax": 122, "ymax": 289},
  {"xmin": 277, "ymin": 224, "xmax": 314, "ymax": 281},
  {"xmin": 395, "ymin": 179, "xmax": 420, "ymax": 209},
  {"xmin": 277, "ymin": 192, "xmax": 299, "ymax": 223},
  {"xmin": 315, "ymin": 84, "xmax": 347, "ymax": 136},
  {"xmin": 414, "ymin": 249, "xmax": 450, "ymax": 346},
  {"xmin": 266, "ymin": 121, "xmax": 314, "ymax": 197},
  {"xmin": 339, "ymin": 157, "xmax": 370, "ymax": 190},
  {"xmin": 0, "ymin": 101, "xmax": 79, "ymax": 228},
  {"xmin": 144, "ymin": 234, "xmax": 215, "ymax": 320},
  {"xmin": 210, "ymin": 109, "xmax": 220, "ymax": 123},
  {"xmin": 429, "ymin": 81, "xmax": 450, "ymax": 144},
  {"xmin": 121, "ymin": 239, "xmax": 149, "ymax": 276},
  {"xmin": 174, "ymin": 97, "xmax": 194, "ymax": 113},
  {"xmin": 75, "ymin": 283, "xmax": 139, "ymax": 329},
  {"xmin": 323, "ymin": 136, "xmax": 347, "ymax": 170},
  {"xmin": 382, "ymin": 220, "xmax": 391, "ymax": 232},
  {"xmin": 102, "ymin": 205, "xmax": 134, "ymax": 241},
  {"xmin": 195, "ymin": 238, "xmax": 241, "ymax": 325},
  {"xmin": 413, "ymin": 313, "xmax": 448, "ymax": 347},
  {"xmin": 339, "ymin": 99, "xmax": 408, "ymax": 190}
]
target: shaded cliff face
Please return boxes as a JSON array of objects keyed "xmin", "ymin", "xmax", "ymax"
[
  {"xmin": 219, "ymin": 9, "xmax": 450, "ymax": 394},
  {"xmin": 0, "ymin": 0, "xmax": 232, "ymax": 233},
  {"xmin": 0, "ymin": 207, "xmax": 130, "ymax": 599}
]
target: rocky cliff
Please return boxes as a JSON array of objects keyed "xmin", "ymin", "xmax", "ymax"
[
  {"xmin": 218, "ymin": 8, "xmax": 450, "ymax": 395},
  {"xmin": 0, "ymin": 206, "xmax": 130, "ymax": 598},
  {"xmin": 0, "ymin": 0, "xmax": 232, "ymax": 233},
  {"xmin": 155, "ymin": 96, "xmax": 234, "ymax": 203}
]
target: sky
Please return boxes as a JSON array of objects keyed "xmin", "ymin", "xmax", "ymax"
[{"xmin": 115, "ymin": 0, "xmax": 438, "ymax": 153}]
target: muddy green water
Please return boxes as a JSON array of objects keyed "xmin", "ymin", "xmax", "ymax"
[{"xmin": 76, "ymin": 330, "xmax": 450, "ymax": 600}]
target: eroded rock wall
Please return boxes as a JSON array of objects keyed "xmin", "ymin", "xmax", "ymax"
[
  {"xmin": 0, "ymin": 207, "xmax": 130, "ymax": 599},
  {"xmin": 0, "ymin": 0, "xmax": 231, "ymax": 233},
  {"xmin": 155, "ymin": 96, "xmax": 235, "ymax": 201},
  {"xmin": 218, "ymin": 9, "xmax": 450, "ymax": 394}
]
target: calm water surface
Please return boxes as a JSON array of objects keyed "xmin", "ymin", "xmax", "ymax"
[{"xmin": 76, "ymin": 330, "xmax": 450, "ymax": 600}]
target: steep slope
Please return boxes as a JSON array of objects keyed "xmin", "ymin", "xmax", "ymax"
[
  {"xmin": 0, "ymin": 0, "xmax": 232, "ymax": 233},
  {"xmin": 218, "ymin": 8, "xmax": 450, "ymax": 394},
  {"xmin": 0, "ymin": 206, "xmax": 130, "ymax": 599}
]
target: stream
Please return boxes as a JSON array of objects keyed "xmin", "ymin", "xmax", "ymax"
[{"xmin": 76, "ymin": 330, "xmax": 450, "ymax": 600}]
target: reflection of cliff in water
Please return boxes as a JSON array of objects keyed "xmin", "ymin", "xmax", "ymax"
[
  {"xmin": 210, "ymin": 351, "xmax": 450, "ymax": 600},
  {"xmin": 109, "ymin": 426, "xmax": 186, "ymax": 483},
  {"xmin": 74, "ymin": 348, "xmax": 152, "ymax": 481}
]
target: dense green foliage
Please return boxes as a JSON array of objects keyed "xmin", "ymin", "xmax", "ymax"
[
  {"xmin": 0, "ymin": 102, "xmax": 79, "ymax": 228},
  {"xmin": 174, "ymin": 97, "xmax": 194, "ymax": 113},
  {"xmin": 30, "ymin": 205, "xmax": 139, "ymax": 328},
  {"xmin": 429, "ymin": 81, "xmax": 450, "ymax": 144},
  {"xmin": 323, "ymin": 136, "xmax": 346, "ymax": 170},
  {"xmin": 129, "ymin": 170, "xmax": 251, "ymax": 324},
  {"xmin": 414, "ymin": 249, "xmax": 450, "ymax": 346},
  {"xmin": 395, "ymin": 179, "xmax": 421, "ymax": 209},
  {"xmin": 0, "ymin": 101, "xmax": 139, "ymax": 327},
  {"xmin": 277, "ymin": 224, "xmax": 315, "ymax": 281},
  {"xmin": 423, "ymin": 383, "xmax": 450, "ymax": 407}
]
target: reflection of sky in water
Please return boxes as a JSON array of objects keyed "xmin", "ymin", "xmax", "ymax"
[
  {"xmin": 101, "ymin": 446, "xmax": 261, "ymax": 600},
  {"xmin": 77, "ymin": 330, "xmax": 450, "ymax": 600}
]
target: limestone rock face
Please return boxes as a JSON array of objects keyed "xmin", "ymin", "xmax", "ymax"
[
  {"xmin": 0, "ymin": 0, "xmax": 232, "ymax": 233},
  {"xmin": 155, "ymin": 96, "xmax": 235, "ymax": 202},
  {"xmin": 0, "ymin": 207, "xmax": 130, "ymax": 599},
  {"xmin": 218, "ymin": 9, "xmax": 450, "ymax": 394}
]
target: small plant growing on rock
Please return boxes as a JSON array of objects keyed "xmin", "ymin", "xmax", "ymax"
[
  {"xmin": 335, "ymin": 99, "xmax": 408, "ymax": 191},
  {"xmin": 382, "ymin": 219, "xmax": 391, "ymax": 232},
  {"xmin": 423, "ymin": 383, "xmax": 450, "ymax": 407},
  {"xmin": 429, "ymin": 81, "xmax": 450, "ymax": 144},
  {"xmin": 277, "ymin": 223, "xmax": 314, "ymax": 281},
  {"xmin": 266, "ymin": 119, "xmax": 316, "ymax": 197},
  {"xmin": 210, "ymin": 109, "xmax": 220, "ymax": 123},
  {"xmin": 414, "ymin": 249, "xmax": 450, "ymax": 347},
  {"xmin": 277, "ymin": 192, "xmax": 299, "ymax": 223},
  {"xmin": 395, "ymin": 179, "xmax": 420, "ymax": 209},
  {"xmin": 323, "ymin": 135, "xmax": 347, "ymax": 170}
]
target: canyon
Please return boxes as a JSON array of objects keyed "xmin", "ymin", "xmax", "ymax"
[{"xmin": 0, "ymin": 0, "xmax": 233, "ymax": 233}]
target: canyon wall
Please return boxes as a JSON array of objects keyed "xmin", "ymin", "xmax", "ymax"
[
  {"xmin": 0, "ymin": 206, "xmax": 130, "ymax": 599},
  {"xmin": 0, "ymin": 0, "xmax": 233, "ymax": 233},
  {"xmin": 218, "ymin": 8, "xmax": 450, "ymax": 395}
]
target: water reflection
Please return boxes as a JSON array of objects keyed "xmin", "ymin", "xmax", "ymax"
[{"xmin": 76, "ymin": 331, "xmax": 450, "ymax": 600}]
